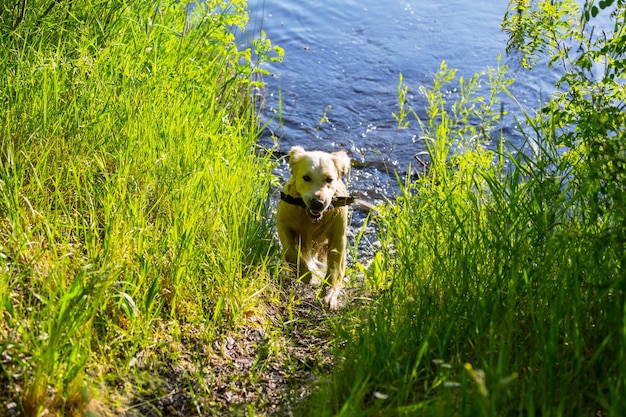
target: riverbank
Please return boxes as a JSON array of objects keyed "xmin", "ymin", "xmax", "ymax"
[{"xmin": 2, "ymin": 1, "xmax": 625, "ymax": 416}]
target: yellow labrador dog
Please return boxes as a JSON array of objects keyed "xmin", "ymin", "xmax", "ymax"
[{"xmin": 277, "ymin": 146, "xmax": 353, "ymax": 309}]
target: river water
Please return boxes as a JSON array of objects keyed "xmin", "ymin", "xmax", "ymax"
[{"xmin": 242, "ymin": 0, "xmax": 566, "ymax": 202}]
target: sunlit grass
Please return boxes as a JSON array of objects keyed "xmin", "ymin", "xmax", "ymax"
[{"xmin": 0, "ymin": 0, "xmax": 281, "ymax": 414}]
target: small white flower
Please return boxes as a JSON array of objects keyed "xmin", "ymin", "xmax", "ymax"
[{"xmin": 373, "ymin": 391, "xmax": 389, "ymax": 400}]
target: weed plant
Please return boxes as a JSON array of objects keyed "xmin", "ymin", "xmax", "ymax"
[
  {"xmin": 0, "ymin": 0, "xmax": 282, "ymax": 414},
  {"xmin": 309, "ymin": 2, "xmax": 626, "ymax": 415}
]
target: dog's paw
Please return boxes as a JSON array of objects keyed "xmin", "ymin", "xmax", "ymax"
[{"xmin": 323, "ymin": 287, "xmax": 341, "ymax": 310}]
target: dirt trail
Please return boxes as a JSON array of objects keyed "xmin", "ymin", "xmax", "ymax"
[{"xmin": 122, "ymin": 284, "xmax": 340, "ymax": 416}]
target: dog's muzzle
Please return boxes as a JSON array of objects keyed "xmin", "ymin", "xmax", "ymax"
[{"xmin": 307, "ymin": 198, "xmax": 326, "ymax": 219}]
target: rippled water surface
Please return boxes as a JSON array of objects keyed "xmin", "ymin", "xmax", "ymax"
[{"xmin": 243, "ymin": 0, "xmax": 564, "ymax": 200}]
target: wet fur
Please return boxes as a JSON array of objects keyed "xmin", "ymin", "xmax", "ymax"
[{"xmin": 277, "ymin": 146, "xmax": 350, "ymax": 309}]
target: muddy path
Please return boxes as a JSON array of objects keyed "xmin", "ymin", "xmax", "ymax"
[{"xmin": 120, "ymin": 286, "xmax": 370, "ymax": 416}]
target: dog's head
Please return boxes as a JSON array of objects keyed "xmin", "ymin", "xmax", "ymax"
[{"xmin": 288, "ymin": 146, "xmax": 350, "ymax": 220}]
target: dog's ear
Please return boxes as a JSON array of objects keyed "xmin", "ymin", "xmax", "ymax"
[
  {"xmin": 332, "ymin": 151, "xmax": 350, "ymax": 177},
  {"xmin": 288, "ymin": 146, "xmax": 306, "ymax": 169}
]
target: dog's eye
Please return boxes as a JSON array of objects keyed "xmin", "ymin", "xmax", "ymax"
[
  {"xmin": 303, "ymin": 175, "xmax": 311, "ymax": 182},
  {"xmin": 325, "ymin": 177, "xmax": 334, "ymax": 184}
]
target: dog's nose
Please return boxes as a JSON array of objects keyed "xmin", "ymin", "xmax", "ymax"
[{"xmin": 310, "ymin": 198, "xmax": 325, "ymax": 211}]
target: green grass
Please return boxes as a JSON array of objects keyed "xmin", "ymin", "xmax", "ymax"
[
  {"xmin": 309, "ymin": 62, "xmax": 626, "ymax": 416},
  {"xmin": 0, "ymin": 0, "xmax": 282, "ymax": 414}
]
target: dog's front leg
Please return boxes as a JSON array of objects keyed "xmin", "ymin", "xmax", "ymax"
[{"xmin": 323, "ymin": 233, "xmax": 347, "ymax": 309}]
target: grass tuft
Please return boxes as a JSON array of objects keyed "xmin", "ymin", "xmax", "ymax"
[
  {"xmin": 1, "ymin": 0, "xmax": 282, "ymax": 414},
  {"xmin": 309, "ymin": 61, "xmax": 626, "ymax": 416}
]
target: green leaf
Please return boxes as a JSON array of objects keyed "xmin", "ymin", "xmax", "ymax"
[{"xmin": 600, "ymin": 0, "xmax": 616, "ymax": 9}]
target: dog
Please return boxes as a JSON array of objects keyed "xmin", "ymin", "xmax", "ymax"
[{"xmin": 277, "ymin": 146, "xmax": 353, "ymax": 309}]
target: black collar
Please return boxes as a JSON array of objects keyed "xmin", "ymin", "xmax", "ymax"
[{"xmin": 280, "ymin": 191, "xmax": 355, "ymax": 208}]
